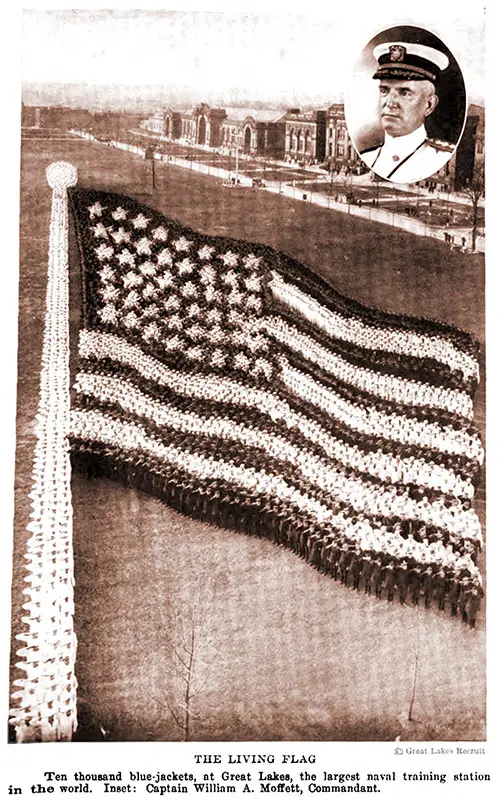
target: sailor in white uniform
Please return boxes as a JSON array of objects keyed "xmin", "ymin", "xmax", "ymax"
[{"xmin": 360, "ymin": 42, "xmax": 455, "ymax": 184}]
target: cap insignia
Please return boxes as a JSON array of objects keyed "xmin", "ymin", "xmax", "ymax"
[{"xmin": 389, "ymin": 45, "xmax": 406, "ymax": 62}]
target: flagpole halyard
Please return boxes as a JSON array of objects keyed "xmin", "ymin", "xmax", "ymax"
[{"xmin": 10, "ymin": 162, "xmax": 78, "ymax": 742}]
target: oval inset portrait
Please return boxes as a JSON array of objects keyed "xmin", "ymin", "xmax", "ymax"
[{"xmin": 344, "ymin": 25, "xmax": 467, "ymax": 185}]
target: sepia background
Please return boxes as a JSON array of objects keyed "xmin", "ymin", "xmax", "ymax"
[{"xmin": 10, "ymin": 6, "xmax": 485, "ymax": 743}]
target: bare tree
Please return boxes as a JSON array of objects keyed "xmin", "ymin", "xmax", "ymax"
[
  {"xmin": 463, "ymin": 165, "xmax": 485, "ymax": 252},
  {"xmin": 156, "ymin": 577, "xmax": 220, "ymax": 741}
]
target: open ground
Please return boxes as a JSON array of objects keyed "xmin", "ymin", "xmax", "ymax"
[{"xmin": 11, "ymin": 131, "xmax": 485, "ymax": 742}]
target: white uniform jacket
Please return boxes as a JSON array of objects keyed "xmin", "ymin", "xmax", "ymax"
[{"xmin": 360, "ymin": 125, "xmax": 454, "ymax": 184}]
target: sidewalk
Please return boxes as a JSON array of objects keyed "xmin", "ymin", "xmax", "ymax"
[{"xmin": 69, "ymin": 129, "xmax": 485, "ymax": 253}]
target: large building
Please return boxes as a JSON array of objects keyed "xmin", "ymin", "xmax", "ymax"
[
  {"xmin": 425, "ymin": 104, "xmax": 485, "ymax": 192},
  {"xmin": 220, "ymin": 107, "xmax": 286, "ymax": 157},
  {"xmin": 141, "ymin": 102, "xmax": 347, "ymax": 167},
  {"xmin": 283, "ymin": 108, "xmax": 327, "ymax": 164},
  {"xmin": 325, "ymin": 104, "xmax": 361, "ymax": 172}
]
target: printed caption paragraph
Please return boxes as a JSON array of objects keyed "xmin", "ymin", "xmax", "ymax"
[{"xmin": 7, "ymin": 752, "xmax": 492, "ymax": 797}]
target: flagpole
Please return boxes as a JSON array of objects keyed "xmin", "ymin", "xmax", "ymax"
[{"xmin": 10, "ymin": 161, "xmax": 78, "ymax": 742}]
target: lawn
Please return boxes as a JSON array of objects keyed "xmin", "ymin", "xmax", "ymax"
[{"xmin": 11, "ymin": 132, "xmax": 485, "ymax": 742}]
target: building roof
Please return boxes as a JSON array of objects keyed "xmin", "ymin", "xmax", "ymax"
[
  {"xmin": 283, "ymin": 110, "xmax": 317, "ymax": 123},
  {"xmin": 222, "ymin": 106, "xmax": 285, "ymax": 123}
]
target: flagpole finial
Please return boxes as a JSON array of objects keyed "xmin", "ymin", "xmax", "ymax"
[{"xmin": 46, "ymin": 161, "xmax": 78, "ymax": 191}]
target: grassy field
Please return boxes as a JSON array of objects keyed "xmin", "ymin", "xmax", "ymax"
[{"xmin": 11, "ymin": 132, "xmax": 485, "ymax": 742}]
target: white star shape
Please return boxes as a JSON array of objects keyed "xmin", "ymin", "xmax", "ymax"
[
  {"xmin": 135, "ymin": 237, "xmax": 152, "ymax": 255},
  {"xmin": 243, "ymin": 253, "xmax": 261, "ymax": 269},
  {"xmin": 112, "ymin": 207, "xmax": 128, "ymax": 221},
  {"xmin": 143, "ymin": 304, "xmax": 160, "ymax": 319},
  {"xmin": 92, "ymin": 223, "xmax": 109, "ymax": 239},
  {"xmin": 228, "ymin": 289, "xmax": 244, "ymax": 306},
  {"xmin": 116, "ymin": 248, "xmax": 135, "ymax": 266},
  {"xmin": 219, "ymin": 251, "xmax": 239, "ymax": 267},
  {"xmin": 139, "ymin": 261, "xmax": 157, "ymax": 277},
  {"xmin": 100, "ymin": 265, "xmax": 116, "ymax": 283},
  {"xmin": 88, "ymin": 201, "xmax": 106, "ymax": 219},
  {"xmin": 123, "ymin": 290, "xmax": 141, "ymax": 308},
  {"xmin": 99, "ymin": 304, "xmax": 119, "ymax": 324},
  {"xmin": 222, "ymin": 270, "xmax": 239, "ymax": 287},
  {"xmin": 143, "ymin": 283, "xmax": 158, "ymax": 300},
  {"xmin": 157, "ymin": 249, "xmax": 173, "ymax": 267},
  {"xmin": 123, "ymin": 311, "xmax": 140, "ymax": 329},
  {"xmin": 187, "ymin": 303, "xmax": 201, "ymax": 317},
  {"xmin": 157, "ymin": 273, "xmax": 175, "ymax": 290},
  {"xmin": 206, "ymin": 308, "xmax": 222, "ymax": 324},
  {"xmin": 111, "ymin": 227, "xmax": 131, "ymax": 244},
  {"xmin": 99, "ymin": 285, "xmax": 121, "ymax": 303},
  {"xmin": 234, "ymin": 352, "xmax": 251, "ymax": 371},
  {"xmin": 204, "ymin": 285, "xmax": 217, "ymax": 303},
  {"xmin": 132, "ymin": 213, "xmax": 150, "ymax": 229},
  {"xmin": 186, "ymin": 346, "xmax": 204, "ymax": 361},
  {"xmin": 200, "ymin": 264, "xmax": 216, "ymax": 284},
  {"xmin": 142, "ymin": 322, "xmax": 161, "ymax": 341},
  {"xmin": 95, "ymin": 244, "xmax": 114, "ymax": 261},
  {"xmin": 198, "ymin": 244, "xmax": 215, "ymax": 260},
  {"xmin": 228, "ymin": 310, "xmax": 245, "ymax": 327},
  {"xmin": 152, "ymin": 226, "xmax": 168, "ymax": 241},
  {"xmin": 210, "ymin": 349, "xmax": 226, "ymax": 367},
  {"xmin": 177, "ymin": 257, "xmax": 195, "ymax": 275},
  {"xmin": 246, "ymin": 295, "xmax": 262, "ymax": 313},
  {"xmin": 123, "ymin": 271, "xmax": 143, "ymax": 289},
  {"xmin": 181, "ymin": 281, "xmax": 198, "ymax": 298},
  {"xmin": 186, "ymin": 324, "xmax": 205, "ymax": 340},
  {"xmin": 163, "ymin": 295, "xmax": 180, "ymax": 311},
  {"xmin": 173, "ymin": 236, "xmax": 192, "ymax": 252},
  {"xmin": 166, "ymin": 315, "xmax": 183, "ymax": 331},
  {"xmin": 245, "ymin": 274, "xmax": 262, "ymax": 292},
  {"xmin": 209, "ymin": 326, "xmax": 224, "ymax": 344}
]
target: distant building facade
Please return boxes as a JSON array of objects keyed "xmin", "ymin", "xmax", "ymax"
[
  {"xmin": 22, "ymin": 104, "xmax": 144, "ymax": 137},
  {"xmin": 283, "ymin": 108, "xmax": 327, "ymax": 164},
  {"xmin": 424, "ymin": 104, "xmax": 485, "ymax": 192},
  {"xmin": 22, "ymin": 99, "xmax": 484, "ymax": 189},
  {"xmin": 325, "ymin": 104, "xmax": 362, "ymax": 173},
  {"xmin": 142, "ymin": 102, "xmax": 331, "ymax": 164}
]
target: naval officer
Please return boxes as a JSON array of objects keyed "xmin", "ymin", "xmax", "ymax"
[{"xmin": 360, "ymin": 42, "xmax": 454, "ymax": 183}]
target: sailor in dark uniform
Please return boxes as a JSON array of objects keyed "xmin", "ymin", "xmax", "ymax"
[{"xmin": 360, "ymin": 42, "xmax": 454, "ymax": 183}]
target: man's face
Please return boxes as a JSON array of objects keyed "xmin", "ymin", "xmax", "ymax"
[{"xmin": 378, "ymin": 79, "xmax": 438, "ymax": 137}]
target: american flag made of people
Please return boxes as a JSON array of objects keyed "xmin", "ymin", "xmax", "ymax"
[{"xmin": 69, "ymin": 188, "xmax": 484, "ymax": 620}]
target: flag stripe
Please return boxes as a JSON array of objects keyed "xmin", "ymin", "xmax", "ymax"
[
  {"xmin": 280, "ymin": 358, "xmax": 482, "ymax": 460},
  {"xmin": 265, "ymin": 315, "xmax": 473, "ymax": 417},
  {"xmin": 69, "ymin": 409, "xmax": 480, "ymax": 578},
  {"xmin": 271, "ymin": 302, "xmax": 474, "ymax": 394},
  {"xmin": 78, "ymin": 330, "xmax": 483, "ymax": 463},
  {"xmin": 271, "ymin": 271, "xmax": 479, "ymax": 382},
  {"xmin": 74, "ymin": 370, "xmax": 474, "ymax": 499},
  {"xmin": 80, "ymin": 357, "xmax": 479, "ymax": 478},
  {"xmin": 73, "ymin": 372, "xmax": 480, "ymax": 535},
  {"xmin": 275, "ymin": 252, "xmax": 480, "ymax": 355}
]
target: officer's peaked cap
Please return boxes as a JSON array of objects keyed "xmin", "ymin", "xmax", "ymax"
[{"xmin": 373, "ymin": 42, "xmax": 449, "ymax": 83}]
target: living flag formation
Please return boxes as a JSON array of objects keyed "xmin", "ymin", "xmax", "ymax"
[{"xmin": 12, "ymin": 163, "xmax": 483, "ymax": 742}]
